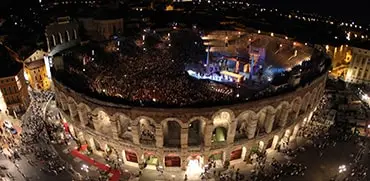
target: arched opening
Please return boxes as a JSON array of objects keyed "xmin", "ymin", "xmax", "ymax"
[
  {"xmin": 51, "ymin": 35, "xmax": 56, "ymax": 47},
  {"xmin": 186, "ymin": 155, "xmax": 203, "ymax": 180},
  {"xmin": 165, "ymin": 155, "xmax": 181, "ymax": 167},
  {"xmin": 73, "ymin": 29, "xmax": 78, "ymax": 40},
  {"xmin": 256, "ymin": 111, "xmax": 267, "ymax": 137},
  {"xmin": 212, "ymin": 126, "xmax": 227, "ymax": 143},
  {"xmin": 188, "ymin": 119, "xmax": 206, "ymax": 146},
  {"xmin": 116, "ymin": 114, "xmax": 133, "ymax": 142},
  {"xmin": 68, "ymin": 99, "xmax": 79, "ymax": 123},
  {"xmin": 59, "ymin": 93, "xmax": 68, "ymax": 112},
  {"xmin": 58, "ymin": 32, "xmax": 63, "ymax": 44},
  {"xmin": 65, "ymin": 31, "xmax": 70, "ymax": 42},
  {"xmin": 274, "ymin": 102, "xmax": 290, "ymax": 129},
  {"xmin": 212, "ymin": 111, "xmax": 232, "ymax": 144},
  {"xmin": 139, "ymin": 118, "xmax": 156, "ymax": 145},
  {"xmin": 288, "ymin": 98, "xmax": 302, "ymax": 124},
  {"xmin": 235, "ymin": 111, "xmax": 256, "ymax": 141},
  {"xmin": 163, "ymin": 120, "xmax": 181, "ymax": 148},
  {"xmin": 95, "ymin": 110, "xmax": 111, "ymax": 136},
  {"xmin": 77, "ymin": 104, "xmax": 91, "ymax": 127}
]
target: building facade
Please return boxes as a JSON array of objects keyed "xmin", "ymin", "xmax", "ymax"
[
  {"xmin": 345, "ymin": 47, "xmax": 370, "ymax": 84},
  {"xmin": 45, "ymin": 17, "xmax": 80, "ymax": 56},
  {"xmin": 23, "ymin": 50, "xmax": 50, "ymax": 90},
  {"xmin": 54, "ymin": 73, "xmax": 327, "ymax": 171},
  {"xmin": 0, "ymin": 45, "xmax": 30, "ymax": 114},
  {"xmin": 25, "ymin": 59, "xmax": 50, "ymax": 90},
  {"xmin": 79, "ymin": 17, "xmax": 124, "ymax": 40},
  {"xmin": 0, "ymin": 69, "xmax": 30, "ymax": 113}
]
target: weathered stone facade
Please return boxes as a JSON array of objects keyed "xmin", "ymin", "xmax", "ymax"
[{"xmin": 54, "ymin": 74, "xmax": 327, "ymax": 170}]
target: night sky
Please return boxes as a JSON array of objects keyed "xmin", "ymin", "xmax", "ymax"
[
  {"xmin": 1, "ymin": 0, "xmax": 369, "ymax": 24},
  {"xmin": 257, "ymin": 0, "xmax": 369, "ymax": 23}
]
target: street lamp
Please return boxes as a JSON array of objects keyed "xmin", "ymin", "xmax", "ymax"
[
  {"xmin": 81, "ymin": 164, "xmax": 89, "ymax": 173},
  {"xmin": 338, "ymin": 165, "xmax": 346, "ymax": 173}
]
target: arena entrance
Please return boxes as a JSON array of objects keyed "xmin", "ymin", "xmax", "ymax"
[
  {"xmin": 209, "ymin": 151, "xmax": 224, "ymax": 168},
  {"xmin": 186, "ymin": 155, "xmax": 204, "ymax": 180},
  {"xmin": 143, "ymin": 152, "xmax": 159, "ymax": 170},
  {"xmin": 165, "ymin": 155, "xmax": 181, "ymax": 167}
]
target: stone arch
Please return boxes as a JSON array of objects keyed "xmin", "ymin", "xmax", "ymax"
[
  {"xmin": 288, "ymin": 97, "xmax": 302, "ymax": 124},
  {"xmin": 67, "ymin": 96, "xmax": 79, "ymax": 122},
  {"xmin": 51, "ymin": 34, "xmax": 56, "ymax": 46},
  {"xmin": 91, "ymin": 107, "xmax": 112, "ymax": 136},
  {"xmin": 135, "ymin": 116, "xmax": 157, "ymax": 145},
  {"xmin": 161, "ymin": 118, "xmax": 183, "ymax": 148},
  {"xmin": 211, "ymin": 109, "xmax": 235, "ymax": 126},
  {"xmin": 77, "ymin": 103, "xmax": 91, "ymax": 127},
  {"xmin": 257, "ymin": 105, "xmax": 276, "ymax": 135},
  {"xmin": 65, "ymin": 30, "xmax": 70, "ymax": 42},
  {"xmin": 301, "ymin": 93, "xmax": 311, "ymax": 114},
  {"xmin": 274, "ymin": 101, "xmax": 291, "ymax": 128},
  {"xmin": 236, "ymin": 110, "xmax": 258, "ymax": 139},
  {"xmin": 309, "ymin": 88, "xmax": 318, "ymax": 109},
  {"xmin": 112, "ymin": 113, "xmax": 133, "ymax": 141},
  {"xmin": 188, "ymin": 117, "xmax": 207, "ymax": 146},
  {"xmin": 58, "ymin": 32, "xmax": 63, "ymax": 44},
  {"xmin": 73, "ymin": 29, "xmax": 78, "ymax": 40},
  {"xmin": 59, "ymin": 92, "xmax": 68, "ymax": 111},
  {"xmin": 211, "ymin": 109, "xmax": 234, "ymax": 143}
]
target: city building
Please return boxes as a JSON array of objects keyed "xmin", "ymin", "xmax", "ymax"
[
  {"xmin": 326, "ymin": 45, "xmax": 352, "ymax": 78},
  {"xmin": 345, "ymin": 47, "xmax": 370, "ymax": 84},
  {"xmin": 0, "ymin": 45, "xmax": 30, "ymax": 114},
  {"xmin": 78, "ymin": 9, "xmax": 124, "ymax": 41},
  {"xmin": 45, "ymin": 16, "xmax": 80, "ymax": 56},
  {"xmin": 23, "ymin": 49, "xmax": 50, "ymax": 90}
]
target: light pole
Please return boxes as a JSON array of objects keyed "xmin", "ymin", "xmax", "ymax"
[
  {"xmin": 338, "ymin": 164, "xmax": 346, "ymax": 173},
  {"xmin": 81, "ymin": 164, "xmax": 90, "ymax": 180},
  {"xmin": 336, "ymin": 164, "xmax": 347, "ymax": 181}
]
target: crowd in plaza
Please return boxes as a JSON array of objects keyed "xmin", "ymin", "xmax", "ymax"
[
  {"xmin": 0, "ymin": 90, "xmax": 72, "ymax": 180},
  {"xmin": 204, "ymin": 91, "xmax": 368, "ymax": 181},
  {"xmin": 20, "ymin": 91, "xmax": 69, "ymax": 175}
]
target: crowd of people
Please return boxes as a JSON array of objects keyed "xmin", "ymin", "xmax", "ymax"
[
  {"xmin": 59, "ymin": 33, "xmax": 236, "ymax": 107},
  {"xmin": 20, "ymin": 91, "xmax": 69, "ymax": 176}
]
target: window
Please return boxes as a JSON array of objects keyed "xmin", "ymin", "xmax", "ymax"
[
  {"xmin": 3, "ymin": 88, "xmax": 6, "ymax": 95},
  {"xmin": 352, "ymin": 71, "xmax": 357, "ymax": 76},
  {"xmin": 364, "ymin": 72, "xmax": 368, "ymax": 79}
]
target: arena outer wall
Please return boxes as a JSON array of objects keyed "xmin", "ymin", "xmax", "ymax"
[{"xmin": 53, "ymin": 74, "xmax": 327, "ymax": 171}]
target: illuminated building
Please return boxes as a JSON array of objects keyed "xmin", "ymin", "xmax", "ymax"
[
  {"xmin": 345, "ymin": 47, "xmax": 370, "ymax": 84},
  {"xmin": 51, "ymin": 30, "xmax": 329, "ymax": 175},
  {"xmin": 24, "ymin": 61, "xmax": 50, "ymax": 91},
  {"xmin": 0, "ymin": 45, "xmax": 30, "ymax": 113},
  {"xmin": 326, "ymin": 45, "xmax": 352, "ymax": 78}
]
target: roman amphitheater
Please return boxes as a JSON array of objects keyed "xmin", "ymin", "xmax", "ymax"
[{"xmin": 51, "ymin": 30, "xmax": 329, "ymax": 172}]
